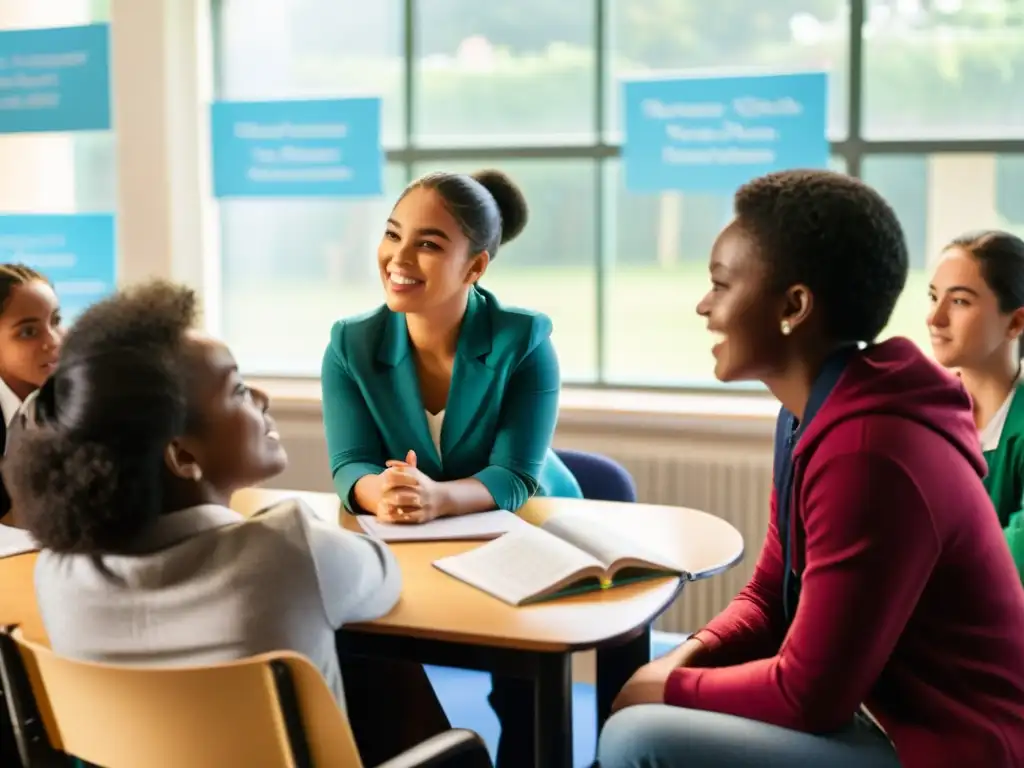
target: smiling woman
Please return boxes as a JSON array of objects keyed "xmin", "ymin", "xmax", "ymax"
[
  {"xmin": 599, "ymin": 170, "xmax": 1024, "ymax": 768},
  {"xmin": 319, "ymin": 167, "xmax": 583, "ymax": 767}
]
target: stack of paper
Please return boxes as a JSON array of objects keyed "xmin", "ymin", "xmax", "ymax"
[{"xmin": 357, "ymin": 509, "xmax": 526, "ymax": 542}]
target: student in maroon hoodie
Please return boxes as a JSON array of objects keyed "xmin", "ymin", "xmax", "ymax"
[{"xmin": 598, "ymin": 170, "xmax": 1024, "ymax": 768}]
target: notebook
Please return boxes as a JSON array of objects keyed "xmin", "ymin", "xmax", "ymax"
[
  {"xmin": 432, "ymin": 508, "xmax": 687, "ymax": 605},
  {"xmin": 357, "ymin": 509, "xmax": 526, "ymax": 542}
]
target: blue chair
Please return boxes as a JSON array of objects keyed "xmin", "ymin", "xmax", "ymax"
[{"xmin": 555, "ymin": 449, "xmax": 637, "ymax": 503}]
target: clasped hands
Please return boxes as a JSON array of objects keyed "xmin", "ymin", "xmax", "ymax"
[{"xmin": 376, "ymin": 450, "xmax": 445, "ymax": 524}]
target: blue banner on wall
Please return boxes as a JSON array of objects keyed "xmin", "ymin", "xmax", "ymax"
[
  {"xmin": 0, "ymin": 214, "xmax": 116, "ymax": 321},
  {"xmin": 623, "ymin": 72, "xmax": 829, "ymax": 194},
  {"xmin": 211, "ymin": 98, "xmax": 384, "ymax": 198},
  {"xmin": 0, "ymin": 24, "xmax": 111, "ymax": 134}
]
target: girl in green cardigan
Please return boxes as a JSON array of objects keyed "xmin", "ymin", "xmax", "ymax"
[{"xmin": 928, "ymin": 229, "xmax": 1024, "ymax": 582}]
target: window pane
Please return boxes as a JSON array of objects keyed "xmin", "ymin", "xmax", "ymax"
[
  {"xmin": 216, "ymin": 0, "xmax": 404, "ymax": 146},
  {"xmin": 862, "ymin": 154, "xmax": 1024, "ymax": 355},
  {"xmin": 863, "ymin": 5, "xmax": 1024, "ymax": 139},
  {"xmin": 413, "ymin": 1, "xmax": 595, "ymax": 146},
  {"xmin": 411, "ymin": 160, "xmax": 597, "ymax": 382},
  {"xmin": 608, "ymin": 0, "xmax": 849, "ymax": 142},
  {"xmin": 220, "ymin": 165, "xmax": 407, "ymax": 375},
  {"xmin": 605, "ymin": 156, "xmax": 847, "ymax": 386},
  {"xmin": 0, "ymin": 1, "xmax": 115, "ymax": 213}
]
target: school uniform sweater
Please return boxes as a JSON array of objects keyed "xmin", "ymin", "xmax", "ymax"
[
  {"xmin": 979, "ymin": 371, "xmax": 1024, "ymax": 582},
  {"xmin": 664, "ymin": 338, "xmax": 1024, "ymax": 768}
]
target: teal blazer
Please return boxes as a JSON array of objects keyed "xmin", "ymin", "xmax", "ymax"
[{"xmin": 321, "ymin": 286, "xmax": 582, "ymax": 512}]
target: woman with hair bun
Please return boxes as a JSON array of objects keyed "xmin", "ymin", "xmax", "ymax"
[{"xmin": 321, "ymin": 169, "xmax": 582, "ymax": 766}]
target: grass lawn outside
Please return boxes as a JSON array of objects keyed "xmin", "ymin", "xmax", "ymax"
[{"xmin": 224, "ymin": 264, "xmax": 934, "ymax": 386}]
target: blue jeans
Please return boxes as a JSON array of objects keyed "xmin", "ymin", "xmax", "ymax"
[{"xmin": 598, "ymin": 705, "xmax": 901, "ymax": 768}]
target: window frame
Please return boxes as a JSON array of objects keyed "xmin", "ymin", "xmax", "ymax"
[{"xmin": 209, "ymin": 0, "xmax": 1024, "ymax": 390}]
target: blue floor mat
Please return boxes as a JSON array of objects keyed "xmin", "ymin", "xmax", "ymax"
[{"xmin": 424, "ymin": 632, "xmax": 687, "ymax": 767}]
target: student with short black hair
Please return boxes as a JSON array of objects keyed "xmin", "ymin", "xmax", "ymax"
[
  {"xmin": 5, "ymin": 281, "xmax": 402, "ymax": 709},
  {"xmin": 928, "ymin": 229, "xmax": 1024, "ymax": 580},
  {"xmin": 598, "ymin": 170, "xmax": 1024, "ymax": 768}
]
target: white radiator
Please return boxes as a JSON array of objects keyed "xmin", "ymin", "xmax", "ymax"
[{"xmin": 559, "ymin": 441, "xmax": 774, "ymax": 633}]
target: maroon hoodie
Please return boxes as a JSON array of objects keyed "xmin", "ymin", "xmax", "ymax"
[{"xmin": 665, "ymin": 338, "xmax": 1024, "ymax": 768}]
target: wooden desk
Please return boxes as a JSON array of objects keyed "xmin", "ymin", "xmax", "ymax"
[{"xmin": 231, "ymin": 489, "xmax": 745, "ymax": 767}]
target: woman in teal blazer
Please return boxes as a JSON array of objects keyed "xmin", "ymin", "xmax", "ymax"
[{"xmin": 321, "ymin": 168, "xmax": 581, "ymax": 767}]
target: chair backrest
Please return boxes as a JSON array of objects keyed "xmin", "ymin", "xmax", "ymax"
[
  {"xmin": 0, "ymin": 553, "xmax": 47, "ymax": 644},
  {"xmin": 556, "ymin": 449, "xmax": 637, "ymax": 503},
  {"xmin": 0, "ymin": 627, "xmax": 364, "ymax": 768}
]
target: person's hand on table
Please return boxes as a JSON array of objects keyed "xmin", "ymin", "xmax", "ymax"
[
  {"xmin": 610, "ymin": 636, "xmax": 708, "ymax": 713},
  {"xmin": 377, "ymin": 450, "xmax": 444, "ymax": 524}
]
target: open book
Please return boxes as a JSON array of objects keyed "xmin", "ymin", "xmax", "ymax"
[{"xmin": 433, "ymin": 508, "xmax": 688, "ymax": 605}]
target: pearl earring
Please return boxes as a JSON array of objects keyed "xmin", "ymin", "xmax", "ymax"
[
  {"xmin": 780, "ymin": 320, "xmax": 792, "ymax": 336},
  {"xmin": 190, "ymin": 466, "xmax": 203, "ymax": 482}
]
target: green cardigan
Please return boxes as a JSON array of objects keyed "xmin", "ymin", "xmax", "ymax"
[{"xmin": 981, "ymin": 385, "xmax": 1024, "ymax": 582}]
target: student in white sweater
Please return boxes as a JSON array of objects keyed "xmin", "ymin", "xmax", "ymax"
[{"xmin": 3, "ymin": 281, "xmax": 401, "ymax": 708}]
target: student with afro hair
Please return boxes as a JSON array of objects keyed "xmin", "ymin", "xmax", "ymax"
[
  {"xmin": 599, "ymin": 170, "xmax": 1024, "ymax": 768},
  {"xmin": 4, "ymin": 281, "xmax": 402, "ymax": 713}
]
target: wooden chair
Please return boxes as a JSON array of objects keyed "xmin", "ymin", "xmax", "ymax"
[
  {"xmin": 0, "ymin": 626, "xmax": 491, "ymax": 768},
  {"xmin": 0, "ymin": 553, "xmax": 46, "ymax": 768},
  {"xmin": 0, "ymin": 552, "xmax": 46, "ymax": 643}
]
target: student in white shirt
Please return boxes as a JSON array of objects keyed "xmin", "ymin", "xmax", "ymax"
[
  {"xmin": 3, "ymin": 280, "xmax": 402, "ymax": 709},
  {"xmin": 0, "ymin": 263, "xmax": 61, "ymax": 524}
]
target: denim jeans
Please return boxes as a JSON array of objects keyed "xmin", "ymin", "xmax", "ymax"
[{"xmin": 597, "ymin": 705, "xmax": 901, "ymax": 768}]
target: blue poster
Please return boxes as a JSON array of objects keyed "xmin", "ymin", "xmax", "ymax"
[
  {"xmin": 623, "ymin": 72, "xmax": 829, "ymax": 194},
  {"xmin": 211, "ymin": 98, "xmax": 383, "ymax": 198},
  {"xmin": 0, "ymin": 214, "xmax": 116, "ymax": 321},
  {"xmin": 0, "ymin": 24, "xmax": 111, "ymax": 134}
]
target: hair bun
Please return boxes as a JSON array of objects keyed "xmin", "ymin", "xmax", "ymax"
[{"xmin": 472, "ymin": 169, "xmax": 528, "ymax": 245}]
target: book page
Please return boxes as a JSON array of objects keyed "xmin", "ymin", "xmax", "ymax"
[
  {"xmin": 359, "ymin": 509, "xmax": 527, "ymax": 542},
  {"xmin": 432, "ymin": 525, "xmax": 604, "ymax": 605},
  {"xmin": 542, "ymin": 510, "xmax": 682, "ymax": 574}
]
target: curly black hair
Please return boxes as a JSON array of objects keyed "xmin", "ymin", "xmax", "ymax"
[
  {"xmin": 734, "ymin": 169, "xmax": 909, "ymax": 344},
  {"xmin": 3, "ymin": 281, "xmax": 198, "ymax": 554}
]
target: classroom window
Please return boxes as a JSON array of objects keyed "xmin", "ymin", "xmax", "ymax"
[
  {"xmin": 0, "ymin": 1, "xmax": 115, "ymax": 215},
  {"xmin": 213, "ymin": 0, "xmax": 1024, "ymax": 386},
  {"xmin": 863, "ymin": 153, "xmax": 1024, "ymax": 353},
  {"xmin": 413, "ymin": 1, "xmax": 596, "ymax": 146},
  {"xmin": 606, "ymin": 0, "xmax": 850, "ymax": 143},
  {"xmin": 862, "ymin": 4, "xmax": 1024, "ymax": 140}
]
